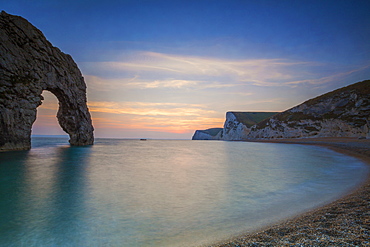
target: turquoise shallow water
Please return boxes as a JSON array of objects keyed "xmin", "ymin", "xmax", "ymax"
[{"xmin": 0, "ymin": 137, "xmax": 368, "ymax": 247}]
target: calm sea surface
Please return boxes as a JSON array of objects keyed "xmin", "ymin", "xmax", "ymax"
[{"xmin": 0, "ymin": 137, "xmax": 368, "ymax": 247}]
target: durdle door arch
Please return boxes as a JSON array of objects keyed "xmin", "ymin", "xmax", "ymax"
[{"xmin": 0, "ymin": 11, "xmax": 94, "ymax": 151}]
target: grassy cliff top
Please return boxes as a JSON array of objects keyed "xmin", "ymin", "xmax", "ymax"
[
  {"xmin": 199, "ymin": 128, "xmax": 223, "ymax": 136},
  {"xmin": 230, "ymin": 112, "xmax": 278, "ymax": 127}
]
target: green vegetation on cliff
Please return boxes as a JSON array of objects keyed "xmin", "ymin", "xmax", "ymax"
[
  {"xmin": 232, "ymin": 112, "xmax": 278, "ymax": 127},
  {"xmin": 199, "ymin": 128, "xmax": 223, "ymax": 136},
  {"xmin": 256, "ymin": 80, "xmax": 370, "ymax": 129}
]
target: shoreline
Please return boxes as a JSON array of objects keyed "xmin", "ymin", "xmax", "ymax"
[{"xmin": 209, "ymin": 137, "xmax": 370, "ymax": 247}]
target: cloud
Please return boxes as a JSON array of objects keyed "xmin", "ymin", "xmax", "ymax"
[
  {"xmin": 127, "ymin": 79, "xmax": 201, "ymax": 89},
  {"xmin": 85, "ymin": 74, "xmax": 241, "ymax": 91},
  {"xmin": 85, "ymin": 75, "xmax": 198, "ymax": 90},
  {"xmin": 82, "ymin": 51, "xmax": 316, "ymax": 89},
  {"xmin": 83, "ymin": 51, "xmax": 370, "ymax": 93},
  {"xmin": 88, "ymin": 101, "xmax": 218, "ymax": 117},
  {"xmin": 284, "ymin": 64, "xmax": 370, "ymax": 86}
]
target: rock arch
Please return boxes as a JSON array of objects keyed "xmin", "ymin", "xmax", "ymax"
[{"xmin": 0, "ymin": 11, "xmax": 94, "ymax": 151}]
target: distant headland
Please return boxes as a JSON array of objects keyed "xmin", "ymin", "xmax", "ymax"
[{"xmin": 193, "ymin": 80, "xmax": 370, "ymax": 140}]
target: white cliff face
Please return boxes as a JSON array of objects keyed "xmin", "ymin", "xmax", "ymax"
[{"xmin": 222, "ymin": 112, "xmax": 251, "ymax": 140}]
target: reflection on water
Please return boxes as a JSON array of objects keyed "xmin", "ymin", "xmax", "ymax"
[
  {"xmin": 0, "ymin": 144, "xmax": 92, "ymax": 246},
  {"xmin": 47, "ymin": 147, "xmax": 91, "ymax": 245},
  {"xmin": 0, "ymin": 138, "xmax": 368, "ymax": 247},
  {"xmin": 0, "ymin": 151, "xmax": 29, "ymax": 242}
]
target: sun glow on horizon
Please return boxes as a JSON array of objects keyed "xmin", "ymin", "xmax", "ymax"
[{"xmin": 33, "ymin": 90, "xmax": 225, "ymax": 139}]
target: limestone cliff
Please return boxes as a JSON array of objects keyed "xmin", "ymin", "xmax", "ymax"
[
  {"xmin": 192, "ymin": 128, "xmax": 223, "ymax": 140},
  {"xmin": 248, "ymin": 80, "xmax": 370, "ymax": 139},
  {"xmin": 0, "ymin": 11, "xmax": 94, "ymax": 151}
]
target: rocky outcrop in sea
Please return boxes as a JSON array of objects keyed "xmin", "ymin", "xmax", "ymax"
[{"xmin": 0, "ymin": 11, "xmax": 94, "ymax": 151}]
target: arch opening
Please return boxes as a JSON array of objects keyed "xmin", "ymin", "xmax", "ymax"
[{"xmin": 32, "ymin": 90, "xmax": 68, "ymax": 138}]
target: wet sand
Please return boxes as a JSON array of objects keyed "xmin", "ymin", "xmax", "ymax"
[{"xmin": 209, "ymin": 138, "xmax": 370, "ymax": 247}]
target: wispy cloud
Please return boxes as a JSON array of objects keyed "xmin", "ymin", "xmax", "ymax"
[
  {"xmin": 88, "ymin": 101, "xmax": 217, "ymax": 117},
  {"xmin": 82, "ymin": 51, "xmax": 316, "ymax": 88},
  {"xmin": 86, "ymin": 75, "xmax": 242, "ymax": 91},
  {"xmin": 83, "ymin": 51, "xmax": 370, "ymax": 92},
  {"xmin": 127, "ymin": 79, "xmax": 201, "ymax": 89},
  {"xmin": 284, "ymin": 64, "xmax": 370, "ymax": 86}
]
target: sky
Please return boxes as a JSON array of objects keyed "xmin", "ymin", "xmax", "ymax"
[{"xmin": 2, "ymin": 0, "xmax": 370, "ymax": 139}]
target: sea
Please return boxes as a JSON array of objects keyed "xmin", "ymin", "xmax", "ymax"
[{"xmin": 0, "ymin": 136, "xmax": 368, "ymax": 247}]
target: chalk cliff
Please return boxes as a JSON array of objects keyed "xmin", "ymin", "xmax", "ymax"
[
  {"xmin": 248, "ymin": 80, "xmax": 370, "ymax": 139},
  {"xmin": 222, "ymin": 112, "xmax": 277, "ymax": 140},
  {"xmin": 0, "ymin": 11, "xmax": 94, "ymax": 151}
]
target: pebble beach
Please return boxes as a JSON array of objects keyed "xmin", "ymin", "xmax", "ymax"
[{"xmin": 209, "ymin": 138, "xmax": 370, "ymax": 247}]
